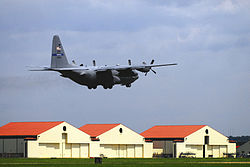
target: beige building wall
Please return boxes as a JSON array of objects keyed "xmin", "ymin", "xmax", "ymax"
[
  {"xmin": 176, "ymin": 126, "xmax": 236, "ymax": 158},
  {"xmin": 186, "ymin": 126, "xmax": 228, "ymax": 145},
  {"xmin": 27, "ymin": 122, "xmax": 91, "ymax": 158},
  {"xmin": 93, "ymin": 124, "xmax": 152, "ymax": 158},
  {"xmin": 89, "ymin": 142, "xmax": 100, "ymax": 157}
]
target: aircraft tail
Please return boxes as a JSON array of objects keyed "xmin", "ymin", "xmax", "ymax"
[{"xmin": 51, "ymin": 35, "xmax": 70, "ymax": 68}]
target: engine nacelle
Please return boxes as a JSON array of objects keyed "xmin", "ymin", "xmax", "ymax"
[
  {"xmin": 81, "ymin": 71, "xmax": 97, "ymax": 81},
  {"xmin": 137, "ymin": 68, "xmax": 150, "ymax": 73},
  {"xmin": 112, "ymin": 70, "xmax": 119, "ymax": 76},
  {"xmin": 113, "ymin": 76, "xmax": 121, "ymax": 84}
]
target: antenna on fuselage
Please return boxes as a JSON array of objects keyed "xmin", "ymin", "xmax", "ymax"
[{"xmin": 93, "ymin": 60, "xmax": 96, "ymax": 66}]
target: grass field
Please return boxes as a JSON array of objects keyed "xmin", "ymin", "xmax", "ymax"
[{"xmin": 0, "ymin": 158, "xmax": 250, "ymax": 167}]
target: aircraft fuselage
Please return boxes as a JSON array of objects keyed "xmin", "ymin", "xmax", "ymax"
[{"xmin": 59, "ymin": 69, "xmax": 139, "ymax": 89}]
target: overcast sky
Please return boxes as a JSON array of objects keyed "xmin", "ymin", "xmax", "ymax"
[{"xmin": 0, "ymin": 0, "xmax": 249, "ymax": 136}]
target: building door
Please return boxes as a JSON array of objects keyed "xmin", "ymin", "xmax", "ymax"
[
  {"xmin": 62, "ymin": 133, "xmax": 72, "ymax": 158},
  {"xmin": 72, "ymin": 144, "xmax": 80, "ymax": 158},
  {"xmin": 203, "ymin": 145, "xmax": 205, "ymax": 158},
  {"xmin": 135, "ymin": 145, "xmax": 143, "ymax": 158},
  {"xmin": 173, "ymin": 144, "xmax": 176, "ymax": 158},
  {"xmin": 205, "ymin": 136, "xmax": 209, "ymax": 145},
  {"xmin": 127, "ymin": 145, "xmax": 135, "ymax": 158},
  {"xmin": 213, "ymin": 145, "xmax": 220, "ymax": 158},
  {"xmin": 24, "ymin": 141, "xmax": 27, "ymax": 158},
  {"xmin": 119, "ymin": 145, "xmax": 126, "ymax": 158}
]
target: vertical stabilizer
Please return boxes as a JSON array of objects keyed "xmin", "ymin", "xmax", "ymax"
[{"xmin": 51, "ymin": 35, "xmax": 70, "ymax": 68}]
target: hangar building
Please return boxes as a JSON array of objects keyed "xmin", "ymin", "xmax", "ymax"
[
  {"xmin": 79, "ymin": 124, "xmax": 153, "ymax": 158},
  {"xmin": 237, "ymin": 140, "xmax": 250, "ymax": 157},
  {"xmin": 0, "ymin": 121, "xmax": 91, "ymax": 158},
  {"xmin": 141, "ymin": 125, "xmax": 236, "ymax": 158}
]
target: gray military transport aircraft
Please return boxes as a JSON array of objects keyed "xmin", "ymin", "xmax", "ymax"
[{"xmin": 29, "ymin": 35, "xmax": 177, "ymax": 89}]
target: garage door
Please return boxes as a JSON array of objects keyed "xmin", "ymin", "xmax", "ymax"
[
  {"xmin": 100, "ymin": 144, "xmax": 143, "ymax": 158},
  {"xmin": 212, "ymin": 145, "xmax": 220, "ymax": 158},
  {"xmin": 61, "ymin": 143, "xmax": 89, "ymax": 158},
  {"xmin": 38, "ymin": 143, "xmax": 60, "ymax": 158},
  {"xmin": 80, "ymin": 144, "xmax": 89, "ymax": 158},
  {"xmin": 127, "ymin": 145, "xmax": 135, "ymax": 158},
  {"xmin": 62, "ymin": 143, "xmax": 72, "ymax": 158},
  {"xmin": 100, "ymin": 144, "xmax": 119, "ymax": 158},
  {"xmin": 135, "ymin": 145, "xmax": 143, "ymax": 158},
  {"xmin": 220, "ymin": 145, "xmax": 227, "ymax": 157},
  {"xmin": 72, "ymin": 144, "xmax": 80, "ymax": 158}
]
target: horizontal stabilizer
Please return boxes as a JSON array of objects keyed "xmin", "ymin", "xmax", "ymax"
[{"xmin": 27, "ymin": 66, "xmax": 52, "ymax": 71}]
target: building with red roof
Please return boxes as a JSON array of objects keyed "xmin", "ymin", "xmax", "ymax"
[
  {"xmin": 0, "ymin": 121, "xmax": 64, "ymax": 137},
  {"xmin": 141, "ymin": 125, "xmax": 236, "ymax": 158},
  {"xmin": 0, "ymin": 121, "xmax": 90, "ymax": 158},
  {"xmin": 79, "ymin": 123, "xmax": 153, "ymax": 158}
]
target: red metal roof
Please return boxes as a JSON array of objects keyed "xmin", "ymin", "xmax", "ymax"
[
  {"xmin": 0, "ymin": 121, "xmax": 64, "ymax": 136},
  {"xmin": 141, "ymin": 125, "xmax": 206, "ymax": 138},
  {"xmin": 79, "ymin": 124, "xmax": 120, "ymax": 137}
]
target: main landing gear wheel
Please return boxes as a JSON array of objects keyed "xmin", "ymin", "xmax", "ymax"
[
  {"xmin": 103, "ymin": 85, "xmax": 113, "ymax": 89},
  {"xmin": 126, "ymin": 84, "xmax": 131, "ymax": 88},
  {"xmin": 88, "ymin": 85, "xmax": 97, "ymax": 89}
]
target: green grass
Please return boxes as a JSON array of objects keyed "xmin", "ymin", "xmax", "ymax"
[{"xmin": 0, "ymin": 158, "xmax": 250, "ymax": 167}]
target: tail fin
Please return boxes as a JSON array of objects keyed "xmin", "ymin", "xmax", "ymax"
[{"xmin": 51, "ymin": 35, "xmax": 70, "ymax": 68}]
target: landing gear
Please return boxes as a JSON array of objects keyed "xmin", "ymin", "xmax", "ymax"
[
  {"xmin": 103, "ymin": 85, "xmax": 113, "ymax": 89},
  {"xmin": 126, "ymin": 84, "xmax": 131, "ymax": 88},
  {"xmin": 88, "ymin": 85, "xmax": 97, "ymax": 89}
]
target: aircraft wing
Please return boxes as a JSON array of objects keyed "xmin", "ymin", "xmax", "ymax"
[
  {"xmin": 93, "ymin": 63, "xmax": 177, "ymax": 72},
  {"xmin": 28, "ymin": 63, "xmax": 177, "ymax": 72},
  {"xmin": 144, "ymin": 63, "xmax": 178, "ymax": 68}
]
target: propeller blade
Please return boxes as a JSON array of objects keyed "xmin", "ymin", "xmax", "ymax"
[
  {"xmin": 150, "ymin": 59, "xmax": 155, "ymax": 64},
  {"xmin": 151, "ymin": 69, "xmax": 157, "ymax": 74},
  {"xmin": 93, "ymin": 60, "xmax": 96, "ymax": 66},
  {"xmin": 128, "ymin": 59, "xmax": 131, "ymax": 65}
]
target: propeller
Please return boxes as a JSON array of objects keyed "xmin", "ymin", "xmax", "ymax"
[
  {"xmin": 93, "ymin": 60, "xmax": 96, "ymax": 66},
  {"xmin": 145, "ymin": 59, "xmax": 156, "ymax": 76}
]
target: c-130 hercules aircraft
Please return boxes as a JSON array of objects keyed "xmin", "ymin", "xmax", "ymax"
[{"xmin": 30, "ymin": 35, "xmax": 177, "ymax": 89}]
